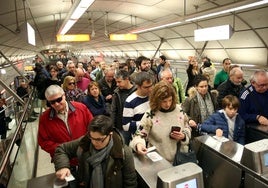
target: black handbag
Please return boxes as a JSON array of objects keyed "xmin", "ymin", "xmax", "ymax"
[{"xmin": 173, "ymin": 140, "xmax": 197, "ymax": 166}]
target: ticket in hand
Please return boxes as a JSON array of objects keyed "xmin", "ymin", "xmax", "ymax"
[
  {"xmin": 147, "ymin": 146, "xmax": 156, "ymax": 153},
  {"xmin": 65, "ymin": 174, "xmax": 75, "ymax": 182}
]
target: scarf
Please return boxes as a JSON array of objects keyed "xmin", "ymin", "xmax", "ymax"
[
  {"xmin": 87, "ymin": 95, "xmax": 105, "ymax": 109},
  {"xmin": 196, "ymin": 92, "xmax": 214, "ymax": 122},
  {"xmin": 222, "ymin": 110, "xmax": 237, "ymax": 140},
  {"xmin": 87, "ymin": 137, "xmax": 114, "ymax": 188}
]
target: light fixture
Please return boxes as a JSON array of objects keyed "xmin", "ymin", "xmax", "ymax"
[
  {"xmin": 18, "ymin": 22, "xmax": 36, "ymax": 46},
  {"xmin": 186, "ymin": 0, "xmax": 268, "ymax": 22},
  {"xmin": 56, "ymin": 34, "xmax": 90, "ymax": 42},
  {"xmin": 26, "ymin": 23, "xmax": 36, "ymax": 46},
  {"xmin": 58, "ymin": 0, "xmax": 95, "ymax": 35},
  {"xmin": 131, "ymin": 21, "xmax": 182, "ymax": 34},
  {"xmin": 194, "ymin": 25, "xmax": 233, "ymax": 41},
  {"xmin": 130, "ymin": 0, "xmax": 268, "ymax": 34},
  {"xmin": 90, "ymin": 12, "xmax": 95, "ymax": 37},
  {"xmin": 109, "ymin": 33, "xmax": 137, "ymax": 41}
]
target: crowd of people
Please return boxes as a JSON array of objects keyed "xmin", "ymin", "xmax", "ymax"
[{"xmin": 22, "ymin": 54, "xmax": 268, "ymax": 187}]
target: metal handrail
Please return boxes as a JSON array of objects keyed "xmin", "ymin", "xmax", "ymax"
[
  {"xmin": 0, "ymin": 88, "xmax": 35, "ymax": 185},
  {"xmin": 0, "ymin": 96, "xmax": 15, "ymax": 114}
]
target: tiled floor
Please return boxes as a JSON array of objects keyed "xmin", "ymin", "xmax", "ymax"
[{"xmin": 36, "ymin": 146, "xmax": 55, "ymax": 177}]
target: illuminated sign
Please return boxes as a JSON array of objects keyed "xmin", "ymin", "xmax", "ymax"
[
  {"xmin": 194, "ymin": 25, "xmax": 233, "ymax": 42},
  {"xmin": 56, "ymin": 34, "xmax": 90, "ymax": 42},
  {"xmin": 109, "ymin": 33, "xmax": 137, "ymax": 41}
]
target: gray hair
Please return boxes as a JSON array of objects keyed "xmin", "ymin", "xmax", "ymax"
[
  {"xmin": 134, "ymin": 71, "xmax": 153, "ymax": 86},
  {"xmin": 66, "ymin": 60, "xmax": 74, "ymax": 68},
  {"xmin": 250, "ymin": 69, "xmax": 268, "ymax": 83},
  {"xmin": 229, "ymin": 65, "xmax": 243, "ymax": 77},
  {"xmin": 45, "ymin": 85, "xmax": 64, "ymax": 99},
  {"xmin": 114, "ymin": 70, "xmax": 130, "ymax": 80},
  {"xmin": 159, "ymin": 68, "xmax": 173, "ymax": 79}
]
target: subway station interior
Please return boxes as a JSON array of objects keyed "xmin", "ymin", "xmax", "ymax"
[{"xmin": 0, "ymin": 0, "xmax": 268, "ymax": 187}]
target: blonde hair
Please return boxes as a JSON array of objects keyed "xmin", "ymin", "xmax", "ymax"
[{"xmin": 62, "ymin": 76, "xmax": 76, "ymax": 90}]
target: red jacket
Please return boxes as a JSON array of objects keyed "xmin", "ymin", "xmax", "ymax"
[{"xmin": 38, "ymin": 101, "xmax": 93, "ymax": 161}]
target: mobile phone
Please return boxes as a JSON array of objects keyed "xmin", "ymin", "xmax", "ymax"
[{"xmin": 171, "ymin": 126, "xmax": 181, "ymax": 132}]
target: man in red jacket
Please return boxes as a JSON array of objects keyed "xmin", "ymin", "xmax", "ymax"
[{"xmin": 38, "ymin": 84, "xmax": 93, "ymax": 166}]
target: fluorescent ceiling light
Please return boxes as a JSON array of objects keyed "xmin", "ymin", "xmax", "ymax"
[
  {"xmin": 186, "ymin": 0, "xmax": 268, "ymax": 22},
  {"xmin": 131, "ymin": 21, "xmax": 181, "ymax": 34},
  {"xmin": 57, "ymin": 34, "xmax": 90, "ymax": 42},
  {"xmin": 58, "ymin": 0, "xmax": 95, "ymax": 35},
  {"xmin": 194, "ymin": 25, "xmax": 233, "ymax": 41},
  {"xmin": 109, "ymin": 33, "xmax": 137, "ymax": 41},
  {"xmin": 130, "ymin": 0, "xmax": 268, "ymax": 34},
  {"xmin": 60, "ymin": 20, "xmax": 76, "ymax": 35}
]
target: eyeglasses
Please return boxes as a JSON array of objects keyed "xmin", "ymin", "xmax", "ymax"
[
  {"xmin": 88, "ymin": 134, "xmax": 109, "ymax": 143},
  {"xmin": 48, "ymin": 95, "xmax": 63, "ymax": 105},
  {"xmin": 68, "ymin": 82, "xmax": 75, "ymax": 85},
  {"xmin": 255, "ymin": 82, "xmax": 268, "ymax": 88}
]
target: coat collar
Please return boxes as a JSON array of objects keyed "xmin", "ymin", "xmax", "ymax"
[{"xmin": 79, "ymin": 130, "xmax": 125, "ymax": 160}]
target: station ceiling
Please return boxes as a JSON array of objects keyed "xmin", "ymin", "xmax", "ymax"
[{"xmin": 0, "ymin": 0, "xmax": 267, "ymax": 66}]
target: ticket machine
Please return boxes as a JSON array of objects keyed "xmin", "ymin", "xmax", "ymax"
[
  {"xmin": 157, "ymin": 162, "xmax": 204, "ymax": 188},
  {"xmin": 240, "ymin": 139, "xmax": 268, "ymax": 188},
  {"xmin": 241, "ymin": 139, "xmax": 268, "ymax": 175}
]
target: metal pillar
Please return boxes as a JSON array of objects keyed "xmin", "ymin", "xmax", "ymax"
[{"xmin": 152, "ymin": 38, "xmax": 167, "ymax": 59}]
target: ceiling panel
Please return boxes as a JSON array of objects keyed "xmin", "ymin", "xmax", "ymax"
[{"xmin": 0, "ymin": 0, "xmax": 267, "ymax": 66}]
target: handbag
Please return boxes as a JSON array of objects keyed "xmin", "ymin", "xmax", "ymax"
[{"xmin": 173, "ymin": 140, "xmax": 197, "ymax": 166}]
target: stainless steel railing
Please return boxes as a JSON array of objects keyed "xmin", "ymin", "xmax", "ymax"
[{"xmin": 0, "ymin": 88, "xmax": 39, "ymax": 187}]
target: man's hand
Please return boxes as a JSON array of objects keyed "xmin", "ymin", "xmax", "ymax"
[
  {"xmin": 56, "ymin": 168, "xmax": 71, "ymax": 180},
  {"xmin": 188, "ymin": 120, "xmax": 197, "ymax": 128},
  {"xmin": 216, "ymin": 129, "xmax": 223, "ymax": 137},
  {"xmin": 258, "ymin": 116, "xmax": 268, "ymax": 126}
]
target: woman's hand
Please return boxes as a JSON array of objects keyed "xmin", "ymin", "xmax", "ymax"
[
  {"xmin": 136, "ymin": 143, "xmax": 147, "ymax": 155},
  {"xmin": 56, "ymin": 168, "xmax": 71, "ymax": 180},
  {"xmin": 170, "ymin": 131, "xmax": 185, "ymax": 141}
]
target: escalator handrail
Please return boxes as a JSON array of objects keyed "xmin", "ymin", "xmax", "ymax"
[{"xmin": 0, "ymin": 88, "xmax": 36, "ymax": 179}]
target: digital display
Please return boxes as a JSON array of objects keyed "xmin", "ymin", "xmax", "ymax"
[
  {"xmin": 176, "ymin": 178, "xmax": 197, "ymax": 188},
  {"xmin": 264, "ymin": 153, "xmax": 268, "ymax": 167}
]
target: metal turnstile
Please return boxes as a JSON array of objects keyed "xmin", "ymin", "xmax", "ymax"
[
  {"xmin": 195, "ymin": 135, "xmax": 268, "ymax": 188},
  {"xmin": 194, "ymin": 135, "xmax": 244, "ymax": 188},
  {"xmin": 157, "ymin": 162, "xmax": 204, "ymax": 188},
  {"xmin": 241, "ymin": 139, "xmax": 268, "ymax": 188}
]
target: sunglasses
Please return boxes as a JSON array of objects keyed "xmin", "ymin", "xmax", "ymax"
[
  {"xmin": 48, "ymin": 95, "xmax": 63, "ymax": 105},
  {"xmin": 68, "ymin": 82, "xmax": 75, "ymax": 85}
]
